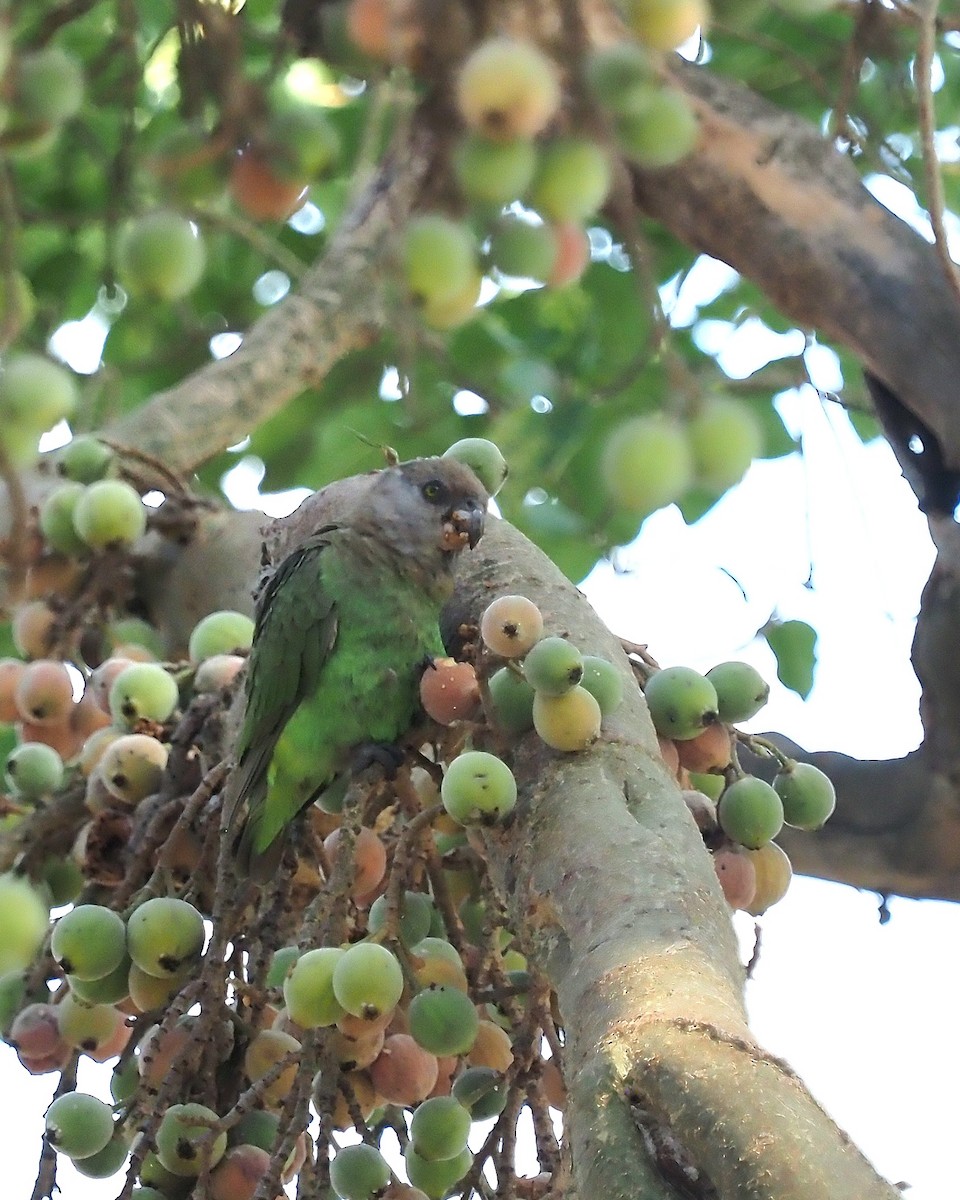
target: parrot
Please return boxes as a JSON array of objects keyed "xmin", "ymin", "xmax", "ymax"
[{"xmin": 221, "ymin": 455, "xmax": 488, "ymax": 878}]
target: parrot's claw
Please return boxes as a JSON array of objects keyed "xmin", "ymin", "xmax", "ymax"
[
  {"xmin": 415, "ymin": 654, "xmax": 438, "ymax": 679},
  {"xmin": 351, "ymin": 741, "xmax": 406, "ymax": 779}
]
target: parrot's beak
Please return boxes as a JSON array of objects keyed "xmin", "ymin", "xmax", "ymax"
[{"xmin": 441, "ymin": 501, "xmax": 485, "ymax": 551}]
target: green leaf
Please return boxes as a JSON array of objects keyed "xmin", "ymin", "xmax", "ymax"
[
  {"xmin": 492, "ymin": 259, "xmax": 655, "ymax": 387},
  {"xmin": 847, "ymin": 409, "xmax": 882, "ymax": 443},
  {"xmin": 446, "ymin": 315, "xmax": 525, "ymax": 403},
  {"xmin": 676, "ymin": 485, "xmax": 723, "ymax": 526},
  {"xmin": 510, "ymin": 498, "xmax": 600, "ymax": 584},
  {"xmin": 29, "ymin": 249, "xmax": 98, "ymax": 323},
  {"xmin": 762, "ymin": 619, "xmax": 817, "ymax": 700}
]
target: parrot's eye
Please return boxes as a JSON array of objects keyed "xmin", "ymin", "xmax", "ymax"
[{"xmin": 421, "ymin": 480, "xmax": 445, "ymax": 503}]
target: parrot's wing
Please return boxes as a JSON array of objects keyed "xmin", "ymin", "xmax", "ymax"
[{"xmin": 222, "ymin": 530, "xmax": 339, "ymax": 841}]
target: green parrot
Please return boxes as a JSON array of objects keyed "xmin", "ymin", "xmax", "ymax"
[{"xmin": 222, "ymin": 456, "xmax": 488, "ymax": 877}]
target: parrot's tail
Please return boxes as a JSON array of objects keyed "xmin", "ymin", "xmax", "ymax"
[
  {"xmin": 221, "ymin": 768, "xmax": 286, "ymax": 885},
  {"xmin": 232, "ymin": 816, "xmax": 287, "ymax": 884}
]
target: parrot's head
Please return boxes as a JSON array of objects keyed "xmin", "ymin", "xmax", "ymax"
[{"xmin": 368, "ymin": 457, "xmax": 488, "ymax": 568}]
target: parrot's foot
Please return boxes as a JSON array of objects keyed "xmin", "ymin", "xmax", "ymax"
[{"xmin": 351, "ymin": 741, "xmax": 406, "ymax": 779}]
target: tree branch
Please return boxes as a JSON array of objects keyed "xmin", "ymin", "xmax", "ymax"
[
  {"xmin": 629, "ymin": 60, "xmax": 960, "ymax": 468},
  {"xmin": 102, "ymin": 46, "xmax": 960, "ymax": 481},
  {"xmin": 139, "ymin": 481, "xmax": 960, "ymax": 908},
  {"xmin": 101, "ymin": 121, "xmax": 436, "ymax": 473},
  {"xmin": 79, "ymin": 26, "xmax": 960, "ymax": 912},
  {"xmin": 914, "ymin": 0, "xmax": 960, "ymax": 309},
  {"xmin": 445, "ymin": 520, "xmax": 901, "ymax": 1200},
  {"xmin": 741, "ymin": 738, "xmax": 960, "ymax": 902}
]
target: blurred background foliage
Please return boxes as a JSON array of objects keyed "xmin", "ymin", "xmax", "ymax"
[{"xmin": 1, "ymin": 0, "xmax": 955, "ymax": 684}]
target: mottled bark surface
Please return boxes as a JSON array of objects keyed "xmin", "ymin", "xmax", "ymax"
[
  {"xmin": 633, "ymin": 62, "xmax": 960, "ymax": 460},
  {"xmin": 446, "ymin": 522, "xmax": 901, "ymax": 1200}
]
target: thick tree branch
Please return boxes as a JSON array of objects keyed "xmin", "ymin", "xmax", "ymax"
[
  {"xmin": 631, "ymin": 60, "xmax": 960, "ymax": 467},
  {"xmin": 741, "ymin": 740, "xmax": 960, "ymax": 902},
  {"xmin": 619, "ymin": 57, "xmax": 960, "ymax": 903},
  {"xmin": 145, "ymin": 488, "xmax": 960, "ymax": 906},
  {"xmin": 443, "ymin": 520, "xmax": 900, "ymax": 1200},
  {"xmin": 102, "ymin": 122, "xmax": 435, "ymax": 473},
  {"xmin": 83, "ymin": 33, "xmax": 960, "ymax": 907},
  {"xmin": 127, "ymin": 497, "xmax": 937, "ymax": 1186}
]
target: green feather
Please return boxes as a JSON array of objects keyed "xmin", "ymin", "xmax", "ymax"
[
  {"xmin": 225, "ymin": 531, "xmax": 447, "ymax": 870},
  {"xmin": 223, "ymin": 458, "xmax": 488, "ymax": 878},
  {"xmin": 222, "ymin": 532, "xmax": 338, "ymax": 862}
]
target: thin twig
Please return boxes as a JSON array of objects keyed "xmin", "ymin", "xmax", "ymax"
[
  {"xmin": 829, "ymin": 1, "xmax": 874, "ymax": 146},
  {"xmin": 189, "ymin": 205, "xmax": 309, "ymax": 281},
  {"xmin": 99, "ymin": 439, "xmax": 196, "ymax": 498},
  {"xmin": 0, "ymin": 438, "xmax": 32, "ymax": 608},
  {"xmin": 30, "ymin": 1055, "xmax": 79, "ymax": 1200},
  {"xmin": 914, "ymin": 0, "xmax": 960, "ymax": 308},
  {"xmin": 0, "ymin": 161, "xmax": 26, "ymax": 348}
]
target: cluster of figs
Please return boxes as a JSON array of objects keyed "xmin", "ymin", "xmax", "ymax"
[
  {"xmin": 0, "ymin": 430, "xmax": 835, "ymax": 1200},
  {"xmin": 646, "ymin": 660, "xmax": 835, "ymax": 914}
]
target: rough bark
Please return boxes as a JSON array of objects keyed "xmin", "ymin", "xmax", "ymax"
[
  {"xmin": 635, "ymin": 61, "xmax": 960, "ymax": 462},
  {"xmin": 102, "ymin": 124, "xmax": 436, "ymax": 473},
  {"xmin": 444, "ymin": 521, "xmax": 901, "ymax": 1200}
]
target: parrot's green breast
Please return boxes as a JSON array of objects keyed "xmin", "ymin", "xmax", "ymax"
[
  {"xmin": 262, "ymin": 589, "xmax": 443, "ymax": 832},
  {"xmin": 224, "ymin": 453, "xmax": 488, "ymax": 877},
  {"xmin": 235, "ymin": 530, "xmax": 447, "ymax": 863}
]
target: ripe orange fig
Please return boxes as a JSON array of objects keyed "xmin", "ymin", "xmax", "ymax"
[
  {"xmin": 548, "ymin": 222, "xmax": 591, "ymax": 288},
  {"xmin": 323, "ymin": 826, "xmax": 387, "ymax": 897},
  {"xmin": 675, "ymin": 722, "xmax": 732, "ymax": 773},
  {"xmin": 0, "ymin": 658, "xmax": 26, "ymax": 722},
  {"xmin": 12, "ymin": 600, "xmax": 57, "ymax": 660},
  {"xmin": 370, "ymin": 1033, "xmax": 439, "ymax": 1104},
  {"xmin": 230, "ymin": 149, "xmax": 308, "ymax": 222},
  {"xmin": 420, "ymin": 657, "xmax": 480, "ymax": 724},
  {"xmin": 15, "ymin": 660, "xmax": 74, "ymax": 726},
  {"xmin": 346, "ymin": 0, "xmax": 420, "ymax": 63},
  {"xmin": 657, "ymin": 735, "xmax": 682, "ymax": 778},
  {"xmin": 745, "ymin": 841, "xmax": 793, "ymax": 915},
  {"xmin": 712, "ymin": 846, "xmax": 757, "ymax": 910}
]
